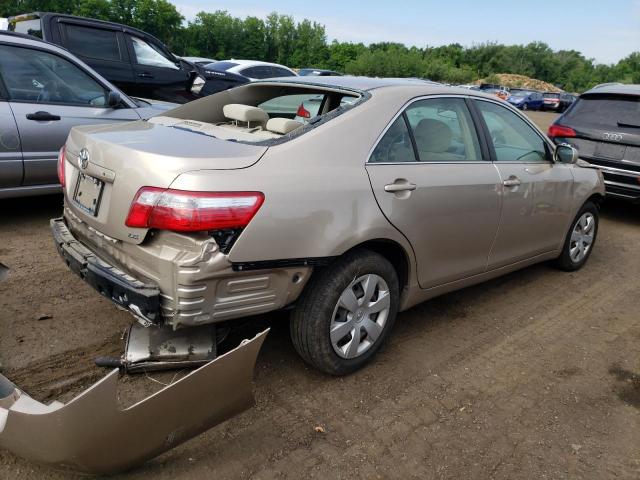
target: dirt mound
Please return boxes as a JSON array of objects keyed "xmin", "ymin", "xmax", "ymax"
[{"xmin": 482, "ymin": 74, "xmax": 562, "ymax": 92}]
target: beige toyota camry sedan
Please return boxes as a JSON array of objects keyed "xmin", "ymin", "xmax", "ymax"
[{"xmin": 52, "ymin": 77, "xmax": 605, "ymax": 375}]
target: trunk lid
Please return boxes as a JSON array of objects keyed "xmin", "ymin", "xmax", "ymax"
[{"xmin": 64, "ymin": 120, "xmax": 267, "ymax": 244}]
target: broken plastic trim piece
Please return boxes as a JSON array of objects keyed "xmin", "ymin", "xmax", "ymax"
[{"xmin": 0, "ymin": 329, "xmax": 268, "ymax": 475}]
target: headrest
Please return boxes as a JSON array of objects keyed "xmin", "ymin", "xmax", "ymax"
[
  {"xmin": 413, "ymin": 118, "xmax": 452, "ymax": 153},
  {"xmin": 223, "ymin": 104, "xmax": 269, "ymax": 126},
  {"xmin": 266, "ymin": 118, "xmax": 303, "ymax": 135}
]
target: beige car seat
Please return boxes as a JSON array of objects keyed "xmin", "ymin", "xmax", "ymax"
[{"xmin": 413, "ymin": 118, "xmax": 464, "ymax": 161}]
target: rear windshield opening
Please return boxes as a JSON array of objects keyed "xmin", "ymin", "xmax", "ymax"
[
  {"xmin": 149, "ymin": 84, "xmax": 363, "ymax": 144},
  {"xmin": 564, "ymin": 94, "xmax": 640, "ymax": 129}
]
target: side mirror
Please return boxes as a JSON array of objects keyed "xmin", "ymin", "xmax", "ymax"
[
  {"xmin": 554, "ymin": 143, "xmax": 579, "ymax": 164},
  {"xmin": 106, "ymin": 91, "xmax": 122, "ymax": 108}
]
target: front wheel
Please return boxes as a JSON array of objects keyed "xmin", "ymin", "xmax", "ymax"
[
  {"xmin": 290, "ymin": 249, "xmax": 399, "ymax": 375},
  {"xmin": 522, "ymin": 103, "xmax": 528, "ymax": 111},
  {"xmin": 554, "ymin": 201, "xmax": 599, "ymax": 271}
]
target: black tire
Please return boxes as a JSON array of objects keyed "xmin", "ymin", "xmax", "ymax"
[
  {"xmin": 522, "ymin": 103, "xmax": 528, "ymax": 111},
  {"xmin": 554, "ymin": 201, "xmax": 599, "ymax": 271},
  {"xmin": 290, "ymin": 249, "xmax": 400, "ymax": 376}
]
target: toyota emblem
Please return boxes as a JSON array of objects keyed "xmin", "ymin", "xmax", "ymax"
[{"xmin": 78, "ymin": 148, "xmax": 90, "ymax": 170}]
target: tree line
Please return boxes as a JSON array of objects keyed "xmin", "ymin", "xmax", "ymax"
[{"xmin": 3, "ymin": 0, "xmax": 639, "ymax": 92}]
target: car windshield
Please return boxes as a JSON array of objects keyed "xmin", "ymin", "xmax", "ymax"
[
  {"xmin": 544, "ymin": 93, "xmax": 560, "ymax": 98},
  {"xmin": 206, "ymin": 61, "xmax": 239, "ymax": 72},
  {"xmin": 511, "ymin": 91, "xmax": 530, "ymax": 97}
]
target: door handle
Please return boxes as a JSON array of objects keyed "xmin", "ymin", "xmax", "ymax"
[
  {"xmin": 137, "ymin": 73, "xmax": 154, "ymax": 78},
  {"xmin": 384, "ymin": 181, "xmax": 417, "ymax": 193},
  {"xmin": 502, "ymin": 177, "xmax": 522, "ymax": 187},
  {"xmin": 26, "ymin": 111, "xmax": 60, "ymax": 121}
]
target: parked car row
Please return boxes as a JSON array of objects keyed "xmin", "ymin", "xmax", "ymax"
[
  {"xmin": 459, "ymin": 83, "xmax": 577, "ymax": 112},
  {"xmin": 7, "ymin": 12, "xmax": 307, "ymax": 104}
]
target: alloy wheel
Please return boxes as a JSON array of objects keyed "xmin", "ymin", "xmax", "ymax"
[
  {"xmin": 570, "ymin": 212, "xmax": 595, "ymax": 263},
  {"xmin": 330, "ymin": 274, "xmax": 391, "ymax": 359}
]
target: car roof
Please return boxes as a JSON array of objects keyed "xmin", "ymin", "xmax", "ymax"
[
  {"xmin": 225, "ymin": 59, "xmax": 292, "ymax": 68},
  {"xmin": 584, "ymin": 84, "xmax": 640, "ymax": 96},
  {"xmin": 253, "ymin": 77, "xmax": 513, "ymax": 105},
  {"xmin": 256, "ymin": 75, "xmax": 443, "ymax": 92}
]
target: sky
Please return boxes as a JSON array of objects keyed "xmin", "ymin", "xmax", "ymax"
[{"xmin": 171, "ymin": 0, "xmax": 640, "ymax": 64}]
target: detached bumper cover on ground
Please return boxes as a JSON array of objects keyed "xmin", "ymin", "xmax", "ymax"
[{"xmin": 0, "ymin": 329, "xmax": 268, "ymax": 475}]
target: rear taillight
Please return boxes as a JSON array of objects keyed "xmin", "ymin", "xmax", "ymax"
[
  {"xmin": 57, "ymin": 146, "xmax": 66, "ymax": 187},
  {"xmin": 125, "ymin": 188, "xmax": 264, "ymax": 232},
  {"xmin": 548, "ymin": 124, "xmax": 576, "ymax": 139}
]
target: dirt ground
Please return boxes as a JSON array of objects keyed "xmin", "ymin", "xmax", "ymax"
[{"xmin": 1, "ymin": 111, "xmax": 639, "ymax": 479}]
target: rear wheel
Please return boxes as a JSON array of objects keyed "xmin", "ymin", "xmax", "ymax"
[
  {"xmin": 290, "ymin": 250, "xmax": 399, "ymax": 375},
  {"xmin": 555, "ymin": 201, "xmax": 599, "ymax": 271}
]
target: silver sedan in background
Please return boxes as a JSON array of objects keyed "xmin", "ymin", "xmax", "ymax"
[{"xmin": 0, "ymin": 32, "xmax": 175, "ymax": 199}]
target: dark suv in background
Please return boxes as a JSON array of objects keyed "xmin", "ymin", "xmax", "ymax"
[
  {"xmin": 9, "ymin": 12, "xmax": 235, "ymax": 103},
  {"xmin": 548, "ymin": 84, "xmax": 640, "ymax": 202},
  {"xmin": 9, "ymin": 12, "xmax": 201, "ymax": 103}
]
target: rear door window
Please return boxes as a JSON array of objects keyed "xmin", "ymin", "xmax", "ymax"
[
  {"xmin": 64, "ymin": 24, "xmax": 121, "ymax": 61},
  {"xmin": 370, "ymin": 115, "xmax": 417, "ymax": 163},
  {"xmin": 404, "ymin": 97, "xmax": 482, "ymax": 162}
]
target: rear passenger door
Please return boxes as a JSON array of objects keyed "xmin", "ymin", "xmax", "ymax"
[
  {"xmin": 366, "ymin": 96, "xmax": 502, "ymax": 289},
  {"xmin": 59, "ymin": 21, "xmax": 136, "ymax": 93},
  {"xmin": 472, "ymin": 99, "xmax": 574, "ymax": 268}
]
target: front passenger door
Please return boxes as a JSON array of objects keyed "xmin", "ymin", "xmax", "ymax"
[
  {"xmin": 127, "ymin": 35, "xmax": 192, "ymax": 102},
  {"xmin": 473, "ymin": 100, "xmax": 574, "ymax": 269},
  {"xmin": 366, "ymin": 97, "xmax": 502, "ymax": 289}
]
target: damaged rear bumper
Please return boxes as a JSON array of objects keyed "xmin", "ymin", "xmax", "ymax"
[
  {"xmin": 0, "ymin": 329, "xmax": 268, "ymax": 475},
  {"xmin": 51, "ymin": 217, "xmax": 161, "ymax": 324}
]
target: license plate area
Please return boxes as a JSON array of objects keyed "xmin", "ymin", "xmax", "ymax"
[{"xmin": 73, "ymin": 173, "xmax": 104, "ymax": 216}]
